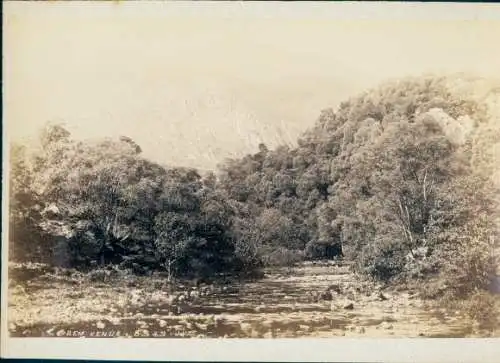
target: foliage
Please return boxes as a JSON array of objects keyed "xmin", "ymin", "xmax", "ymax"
[
  {"xmin": 304, "ymin": 240, "xmax": 343, "ymax": 260},
  {"xmin": 8, "ymin": 75, "xmax": 500, "ymax": 298},
  {"xmin": 8, "ymin": 123, "xmax": 256, "ymax": 280}
]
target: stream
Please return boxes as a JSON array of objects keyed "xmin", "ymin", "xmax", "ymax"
[{"xmin": 9, "ymin": 261, "xmax": 494, "ymax": 338}]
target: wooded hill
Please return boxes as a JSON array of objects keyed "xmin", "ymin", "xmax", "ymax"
[{"xmin": 9, "ymin": 74, "xmax": 500, "ymax": 300}]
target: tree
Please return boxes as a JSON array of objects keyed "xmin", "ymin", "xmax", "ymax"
[{"xmin": 8, "ymin": 143, "xmax": 45, "ymax": 262}]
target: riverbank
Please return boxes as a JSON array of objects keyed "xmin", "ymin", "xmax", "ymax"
[{"xmin": 7, "ymin": 261, "xmax": 500, "ymax": 338}]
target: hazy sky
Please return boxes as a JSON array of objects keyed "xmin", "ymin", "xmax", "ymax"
[{"xmin": 4, "ymin": 2, "xmax": 500, "ymax": 170}]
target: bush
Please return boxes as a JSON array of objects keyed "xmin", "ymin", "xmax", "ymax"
[
  {"xmin": 305, "ymin": 240, "xmax": 343, "ymax": 260},
  {"xmin": 465, "ymin": 291, "xmax": 499, "ymax": 330},
  {"xmin": 263, "ymin": 247, "xmax": 304, "ymax": 267},
  {"xmin": 357, "ymin": 241, "xmax": 406, "ymax": 282},
  {"xmin": 403, "ymin": 247, "xmax": 439, "ymax": 280},
  {"xmin": 438, "ymin": 233, "xmax": 497, "ymax": 298}
]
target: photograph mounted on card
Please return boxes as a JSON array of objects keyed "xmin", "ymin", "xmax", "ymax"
[{"xmin": 2, "ymin": 1, "xmax": 500, "ymax": 362}]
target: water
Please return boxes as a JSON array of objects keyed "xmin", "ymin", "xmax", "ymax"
[{"xmin": 8, "ymin": 262, "xmax": 495, "ymax": 338}]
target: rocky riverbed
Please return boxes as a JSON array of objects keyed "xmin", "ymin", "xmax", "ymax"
[{"xmin": 7, "ymin": 261, "xmax": 499, "ymax": 338}]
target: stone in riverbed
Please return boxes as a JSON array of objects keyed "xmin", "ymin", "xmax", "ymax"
[
  {"xmin": 378, "ymin": 292, "xmax": 389, "ymax": 301},
  {"xmin": 356, "ymin": 326, "xmax": 366, "ymax": 334},
  {"xmin": 319, "ymin": 290, "xmax": 333, "ymax": 301},
  {"xmin": 379, "ymin": 321, "xmax": 393, "ymax": 330},
  {"xmin": 254, "ymin": 305, "xmax": 264, "ymax": 313},
  {"xmin": 298, "ymin": 324, "xmax": 311, "ymax": 332},
  {"xmin": 134, "ymin": 329, "xmax": 150, "ymax": 337},
  {"xmin": 343, "ymin": 302, "xmax": 354, "ymax": 310},
  {"xmin": 240, "ymin": 322, "xmax": 253, "ymax": 333}
]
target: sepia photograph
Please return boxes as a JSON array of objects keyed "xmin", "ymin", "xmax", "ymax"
[{"xmin": 2, "ymin": 1, "xmax": 500, "ymax": 361}]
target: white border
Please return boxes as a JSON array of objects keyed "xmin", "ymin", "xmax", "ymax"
[{"xmin": 4, "ymin": 338, "xmax": 500, "ymax": 362}]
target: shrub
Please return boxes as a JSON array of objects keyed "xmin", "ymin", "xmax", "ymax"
[
  {"xmin": 305, "ymin": 240, "xmax": 343, "ymax": 260},
  {"xmin": 263, "ymin": 247, "xmax": 304, "ymax": 267},
  {"xmin": 465, "ymin": 291, "xmax": 499, "ymax": 331},
  {"xmin": 437, "ymin": 232, "xmax": 497, "ymax": 298},
  {"xmin": 357, "ymin": 241, "xmax": 406, "ymax": 282}
]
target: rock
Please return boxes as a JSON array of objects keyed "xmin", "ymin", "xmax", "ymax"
[
  {"xmin": 240, "ymin": 322, "xmax": 253, "ymax": 333},
  {"xmin": 298, "ymin": 324, "xmax": 311, "ymax": 332},
  {"xmin": 214, "ymin": 315, "xmax": 226, "ymax": 325},
  {"xmin": 319, "ymin": 290, "xmax": 333, "ymax": 301},
  {"xmin": 328, "ymin": 284, "xmax": 342, "ymax": 294},
  {"xmin": 134, "ymin": 329, "xmax": 150, "ymax": 337},
  {"xmin": 356, "ymin": 326, "xmax": 366, "ymax": 334},
  {"xmin": 110, "ymin": 317, "xmax": 122, "ymax": 326},
  {"xmin": 429, "ymin": 317, "xmax": 440, "ymax": 325},
  {"xmin": 159, "ymin": 319, "xmax": 168, "ymax": 328},
  {"xmin": 343, "ymin": 302, "xmax": 354, "ymax": 310},
  {"xmin": 309, "ymin": 291, "xmax": 320, "ymax": 302},
  {"xmin": 379, "ymin": 292, "xmax": 389, "ymax": 301},
  {"xmin": 379, "ymin": 321, "xmax": 393, "ymax": 330}
]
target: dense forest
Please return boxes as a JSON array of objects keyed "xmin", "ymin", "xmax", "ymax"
[{"xmin": 9, "ymin": 75, "xmax": 500, "ymax": 304}]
